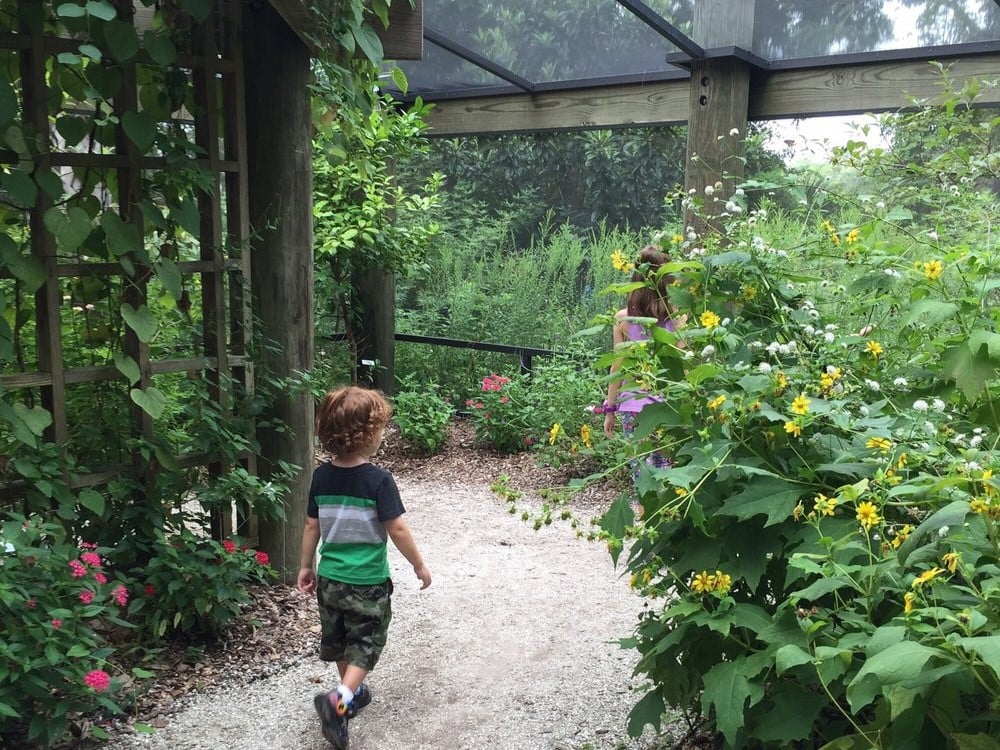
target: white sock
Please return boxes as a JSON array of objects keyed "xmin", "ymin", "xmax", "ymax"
[{"xmin": 336, "ymin": 685, "xmax": 354, "ymax": 704}]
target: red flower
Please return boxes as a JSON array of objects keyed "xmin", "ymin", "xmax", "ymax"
[
  {"xmin": 80, "ymin": 551, "xmax": 101, "ymax": 567},
  {"xmin": 222, "ymin": 540, "xmax": 237, "ymax": 554},
  {"xmin": 84, "ymin": 669, "xmax": 111, "ymax": 693},
  {"xmin": 69, "ymin": 560, "xmax": 87, "ymax": 578},
  {"xmin": 79, "ymin": 542, "xmax": 98, "ymax": 550},
  {"xmin": 144, "ymin": 584, "xmax": 156, "ymax": 597},
  {"xmin": 79, "ymin": 590, "xmax": 95, "ymax": 604},
  {"xmin": 111, "ymin": 585, "xmax": 129, "ymax": 607},
  {"xmin": 255, "ymin": 551, "xmax": 270, "ymax": 566},
  {"xmin": 51, "ymin": 619, "xmax": 62, "ymax": 629},
  {"xmin": 25, "ymin": 598, "xmax": 36, "ymax": 609},
  {"xmin": 94, "ymin": 572, "xmax": 108, "ymax": 584}
]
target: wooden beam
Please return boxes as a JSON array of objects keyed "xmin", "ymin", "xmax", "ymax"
[
  {"xmin": 378, "ymin": 0, "xmax": 422, "ymax": 60},
  {"xmin": 423, "ymin": 54, "xmax": 1000, "ymax": 136},
  {"xmin": 425, "ymin": 80, "xmax": 691, "ymax": 136}
]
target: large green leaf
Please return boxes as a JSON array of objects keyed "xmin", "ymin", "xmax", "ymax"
[
  {"xmin": 626, "ymin": 689, "xmax": 664, "ymax": 737},
  {"xmin": 942, "ymin": 342, "xmax": 996, "ymax": 401},
  {"xmin": 846, "ymin": 641, "xmax": 941, "ymax": 713},
  {"xmin": 120, "ymin": 303, "xmax": 157, "ymax": 342},
  {"xmin": 84, "ymin": 0, "xmax": 116, "ymax": 20},
  {"xmin": 751, "ymin": 684, "xmax": 827, "ymax": 744},
  {"xmin": 901, "ymin": 298, "xmax": 958, "ymax": 328},
  {"xmin": 13, "ymin": 402, "xmax": 52, "ymax": 437},
  {"xmin": 143, "ymin": 30, "xmax": 177, "ymax": 67},
  {"xmin": 104, "ymin": 19, "xmax": 139, "ymax": 61},
  {"xmin": 701, "ymin": 659, "xmax": 764, "ymax": 746},
  {"xmin": 957, "ymin": 636, "xmax": 1000, "ymax": 684},
  {"xmin": 719, "ymin": 476, "xmax": 802, "ymax": 527},
  {"xmin": 774, "ymin": 644, "xmax": 812, "ymax": 675},
  {"xmin": 353, "ymin": 24, "xmax": 385, "ymax": 64},
  {"xmin": 154, "ymin": 257, "xmax": 182, "ymax": 300},
  {"xmin": 113, "ymin": 352, "xmax": 141, "ymax": 385},
  {"xmin": 121, "ymin": 110, "xmax": 156, "ymax": 154},
  {"xmin": 100, "ymin": 212, "xmax": 141, "ymax": 256},
  {"xmin": 43, "ymin": 206, "xmax": 92, "ymax": 251},
  {"xmin": 952, "ymin": 733, "xmax": 1000, "ymax": 750},
  {"xmin": 599, "ymin": 497, "xmax": 633, "ymax": 566},
  {"xmin": 77, "ymin": 488, "xmax": 105, "ymax": 516},
  {"xmin": 130, "ymin": 386, "xmax": 166, "ymax": 419},
  {"xmin": 1, "ymin": 169, "xmax": 36, "ymax": 207}
]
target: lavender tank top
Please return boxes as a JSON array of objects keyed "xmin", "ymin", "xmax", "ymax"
[{"xmin": 617, "ymin": 318, "xmax": 677, "ymax": 413}]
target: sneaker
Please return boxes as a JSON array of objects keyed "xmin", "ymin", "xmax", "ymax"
[
  {"xmin": 347, "ymin": 683, "xmax": 372, "ymax": 718},
  {"xmin": 313, "ymin": 692, "xmax": 349, "ymax": 749}
]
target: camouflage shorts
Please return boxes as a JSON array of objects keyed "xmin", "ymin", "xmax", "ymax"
[{"xmin": 316, "ymin": 577, "xmax": 393, "ymax": 671}]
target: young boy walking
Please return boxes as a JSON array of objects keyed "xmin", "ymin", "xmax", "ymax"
[{"xmin": 297, "ymin": 386, "xmax": 432, "ymax": 749}]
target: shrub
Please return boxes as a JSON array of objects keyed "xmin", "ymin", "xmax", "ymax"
[
  {"xmin": 0, "ymin": 517, "xmax": 135, "ymax": 747},
  {"xmin": 466, "ymin": 373, "xmax": 538, "ymax": 453},
  {"xmin": 393, "ymin": 384, "xmax": 455, "ymax": 454}
]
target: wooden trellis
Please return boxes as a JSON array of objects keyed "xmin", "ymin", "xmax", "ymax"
[{"xmin": 0, "ymin": 0, "xmax": 253, "ymax": 539}]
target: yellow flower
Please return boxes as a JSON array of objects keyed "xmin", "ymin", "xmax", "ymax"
[
  {"xmin": 580, "ymin": 424, "xmax": 592, "ymax": 449},
  {"xmin": 983, "ymin": 469, "xmax": 995, "ymax": 496},
  {"xmin": 791, "ymin": 393, "xmax": 811, "ymax": 415},
  {"xmin": 674, "ymin": 487, "xmax": 687, "ymax": 497},
  {"xmin": 819, "ymin": 367, "xmax": 842, "ymax": 393},
  {"xmin": 611, "ymin": 249, "xmax": 633, "ymax": 273},
  {"xmin": 813, "ymin": 493, "xmax": 838, "ymax": 517},
  {"xmin": 922, "ymin": 259, "xmax": 944, "ymax": 280},
  {"xmin": 970, "ymin": 497, "xmax": 989, "ymax": 514},
  {"xmin": 865, "ymin": 340, "xmax": 884, "ymax": 357},
  {"xmin": 742, "ymin": 285, "xmax": 757, "ymax": 300},
  {"xmin": 671, "ymin": 234, "xmax": 684, "ymax": 244},
  {"xmin": 904, "ymin": 591, "xmax": 916, "ymax": 614},
  {"xmin": 707, "ymin": 394, "xmax": 727, "ymax": 410},
  {"xmin": 942, "ymin": 552, "xmax": 961, "ymax": 574},
  {"xmin": 774, "ymin": 371, "xmax": 789, "ymax": 395},
  {"xmin": 548, "ymin": 422, "xmax": 561, "ymax": 445},
  {"xmin": 856, "ymin": 501, "xmax": 881, "ymax": 530},
  {"xmin": 784, "ymin": 421, "xmax": 802, "ymax": 438},
  {"xmin": 713, "ymin": 571, "xmax": 732, "ymax": 594},
  {"xmin": 866, "ymin": 436, "xmax": 892, "ymax": 454},
  {"xmin": 792, "ymin": 503, "xmax": 805, "ymax": 521},
  {"xmin": 830, "ymin": 232, "xmax": 841, "ymax": 245},
  {"xmin": 821, "ymin": 220, "xmax": 835, "ymax": 234},
  {"xmin": 846, "ymin": 228, "xmax": 860, "ymax": 244},
  {"xmin": 691, "ymin": 570, "xmax": 716, "ymax": 593},
  {"xmin": 897, "ymin": 452, "xmax": 908, "ymax": 469},
  {"xmin": 890, "ymin": 524, "xmax": 912, "ymax": 549},
  {"xmin": 912, "ymin": 567, "xmax": 945, "ymax": 588},
  {"xmin": 700, "ymin": 310, "xmax": 721, "ymax": 329}
]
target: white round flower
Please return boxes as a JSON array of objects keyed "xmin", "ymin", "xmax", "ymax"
[
  {"xmin": 766, "ymin": 342, "xmax": 781, "ymax": 354},
  {"xmin": 913, "ymin": 399, "xmax": 929, "ymax": 412},
  {"xmin": 803, "ymin": 325, "xmax": 815, "ymax": 336},
  {"xmin": 825, "ymin": 324, "xmax": 838, "ymax": 332},
  {"xmin": 2, "ymin": 541, "xmax": 13, "ymax": 554},
  {"xmin": 824, "ymin": 332, "xmax": 835, "ymax": 344},
  {"xmin": 721, "ymin": 318, "xmax": 731, "ymax": 327},
  {"xmin": 686, "ymin": 231, "xmax": 697, "ymax": 241},
  {"xmin": 923, "ymin": 421, "xmax": 935, "ymax": 434},
  {"xmin": 865, "ymin": 379, "xmax": 881, "ymax": 392},
  {"xmin": 969, "ymin": 435, "xmax": 983, "ymax": 448},
  {"xmin": 876, "ymin": 201, "xmax": 885, "ymax": 209},
  {"xmin": 932, "ymin": 398, "xmax": 946, "ymax": 412},
  {"xmin": 683, "ymin": 350, "xmax": 695, "ymax": 359},
  {"xmin": 928, "ymin": 230, "xmax": 939, "ymax": 241},
  {"xmin": 700, "ymin": 345, "xmax": 716, "ymax": 358},
  {"xmin": 735, "ymin": 187, "xmax": 745, "ymax": 197},
  {"xmin": 937, "ymin": 526, "xmax": 950, "ymax": 538},
  {"xmin": 729, "ymin": 127, "xmax": 740, "ymax": 136},
  {"xmin": 859, "ymin": 405, "xmax": 870, "ymax": 417},
  {"xmin": 758, "ymin": 362, "xmax": 772, "ymax": 373},
  {"xmin": 965, "ymin": 461, "xmax": 981, "ymax": 472},
  {"xmin": 704, "ymin": 185, "xmax": 715, "ymax": 196},
  {"xmin": 893, "ymin": 377, "xmax": 909, "ymax": 388}
]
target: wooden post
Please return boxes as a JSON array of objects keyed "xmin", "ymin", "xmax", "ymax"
[
  {"xmin": 243, "ymin": 1, "xmax": 314, "ymax": 580},
  {"xmin": 351, "ymin": 267, "xmax": 395, "ymax": 394},
  {"xmin": 684, "ymin": 0, "xmax": 755, "ymax": 240}
]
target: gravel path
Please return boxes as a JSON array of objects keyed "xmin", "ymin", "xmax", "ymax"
[{"xmin": 105, "ymin": 477, "xmax": 674, "ymax": 750}]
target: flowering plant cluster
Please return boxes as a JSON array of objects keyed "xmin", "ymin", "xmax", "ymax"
[{"xmin": 596, "ymin": 89, "xmax": 1000, "ymax": 749}]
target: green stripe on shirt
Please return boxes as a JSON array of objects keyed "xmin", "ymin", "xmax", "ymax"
[{"xmin": 315, "ymin": 494, "xmax": 376, "ymax": 509}]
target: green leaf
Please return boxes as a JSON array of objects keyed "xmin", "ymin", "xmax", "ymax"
[
  {"xmin": 13, "ymin": 402, "xmax": 52, "ymax": 437},
  {"xmin": 897, "ymin": 501, "xmax": 969, "ymax": 565},
  {"xmin": 56, "ymin": 2, "xmax": 86, "ymax": 17},
  {"xmin": 0, "ymin": 702, "xmax": 18, "ymax": 718},
  {"xmin": 120, "ymin": 303, "xmax": 157, "ymax": 342},
  {"xmin": 390, "ymin": 66, "xmax": 408, "ymax": 95},
  {"xmin": 78, "ymin": 43, "xmax": 102, "ymax": 62},
  {"xmin": 101, "ymin": 212, "xmax": 141, "ymax": 256},
  {"xmin": 121, "ymin": 110, "xmax": 156, "ymax": 154},
  {"xmin": 1, "ymin": 170, "xmax": 37, "ymax": 207},
  {"xmin": 154, "ymin": 257, "xmax": 183, "ymax": 300},
  {"xmin": 178, "ymin": 0, "xmax": 212, "ymax": 22},
  {"xmin": 626, "ymin": 689, "xmax": 664, "ymax": 737},
  {"xmin": 952, "ymin": 733, "xmax": 1000, "ymax": 750},
  {"xmin": 774, "ymin": 644, "xmax": 812, "ymax": 675},
  {"xmin": 846, "ymin": 641, "xmax": 941, "ymax": 713},
  {"xmin": 133, "ymin": 723, "xmax": 156, "ymax": 734},
  {"xmin": 170, "ymin": 197, "xmax": 200, "ymax": 236},
  {"xmin": 353, "ymin": 23, "xmax": 384, "ymax": 64},
  {"xmin": 85, "ymin": 0, "xmax": 116, "ymax": 20},
  {"xmin": 942, "ymin": 342, "xmax": 996, "ymax": 401},
  {"xmin": 77, "ymin": 488, "xmax": 105, "ymax": 516},
  {"xmin": 143, "ymin": 30, "xmax": 177, "ymax": 67},
  {"xmin": 957, "ymin": 636, "xmax": 1000, "ymax": 684},
  {"xmin": 130, "ymin": 386, "xmax": 166, "ymax": 419},
  {"xmin": 702, "ymin": 659, "xmax": 764, "ymax": 746},
  {"xmin": 114, "ymin": 352, "xmax": 141, "ymax": 385},
  {"xmin": 719, "ymin": 476, "xmax": 802, "ymax": 527},
  {"xmin": 104, "ymin": 19, "xmax": 139, "ymax": 61},
  {"xmin": 751, "ymin": 685, "xmax": 827, "ymax": 744},
  {"xmin": 43, "ymin": 206, "xmax": 92, "ymax": 251},
  {"xmin": 969, "ymin": 329, "xmax": 1000, "ymax": 360},
  {"xmin": 55, "ymin": 115, "xmax": 90, "ymax": 148},
  {"xmin": 901, "ymin": 299, "xmax": 958, "ymax": 328},
  {"xmin": 599, "ymin": 497, "xmax": 633, "ymax": 566}
]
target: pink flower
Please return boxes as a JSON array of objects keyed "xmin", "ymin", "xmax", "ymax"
[
  {"xmin": 25, "ymin": 598, "xmax": 36, "ymax": 609},
  {"xmin": 501, "ymin": 397, "xmax": 509, "ymax": 404},
  {"xmin": 79, "ymin": 542, "xmax": 97, "ymax": 550},
  {"xmin": 481, "ymin": 374, "xmax": 510, "ymax": 392},
  {"xmin": 255, "ymin": 551, "xmax": 270, "ymax": 566},
  {"xmin": 80, "ymin": 552, "xmax": 101, "ymax": 567},
  {"xmin": 79, "ymin": 590, "xmax": 95, "ymax": 604},
  {"xmin": 51, "ymin": 619, "xmax": 62, "ymax": 629},
  {"xmin": 69, "ymin": 560, "xmax": 87, "ymax": 578},
  {"xmin": 94, "ymin": 572, "xmax": 108, "ymax": 584},
  {"xmin": 84, "ymin": 669, "xmax": 111, "ymax": 693},
  {"xmin": 111, "ymin": 585, "xmax": 128, "ymax": 607},
  {"xmin": 144, "ymin": 584, "xmax": 156, "ymax": 597},
  {"xmin": 222, "ymin": 540, "xmax": 237, "ymax": 554}
]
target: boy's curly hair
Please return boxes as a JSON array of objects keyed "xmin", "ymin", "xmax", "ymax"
[{"xmin": 315, "ymin": 386, "xmax": 393, "ymax": 456}]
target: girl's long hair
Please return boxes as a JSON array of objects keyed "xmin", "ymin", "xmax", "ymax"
[{"xmin": 627, "ymin": 245, "xmax": 675, "ymax": 320}]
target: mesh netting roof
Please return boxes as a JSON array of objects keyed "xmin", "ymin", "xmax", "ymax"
[{"xmin": 390, "ymin": 0, "xmax": 1000, "ymax": 100}]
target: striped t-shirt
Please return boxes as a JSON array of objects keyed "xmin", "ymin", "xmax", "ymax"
[{"xmin": 307, "ymin": 462, "xmax": 405, "ymax": 585}]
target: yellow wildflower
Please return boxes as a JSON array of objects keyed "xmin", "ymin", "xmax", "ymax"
[
  {"xmin": 791, "ymin": 393, "xmax": 811, "ymax": 415},
  {"xmin": 674, "ymin": 487, "xmax": 687, "ymax": 497},
  {"xmin": 611, "ymin": 249, "xmax": 633, "ymax": 273},
  {"xmin": 970, "ymin": 497, "xmax": 989, "ymax": 514},
  {"xmin": 792, "ymin": 503, "xmax": 805, "ymax": 521},
  {"xmin": 891, "ymin": 524, "xmax": 912, "ymax": 549},
  {"xmin": 830, "ymin": 232, "xmax": 841, "ymax": 245},
  {"xmin": 580, "ymin": 424, "xmax": 592, "ymax": 449},
  {"xmin": 866, "ymin": 436, "xmax": 892, "ymax": 454},
  {"xmin": 713, "ymin": 571, "xmax": 732, "ymax": 594},
  {"xmin": 856, "ymin": 501, "xmax": 881, "ymax": 530},
  {"xmin": 904, "ymin": 591, "xmax": 916, "ymax": 614},
  {"xmin": 922, "ymin": 259, "xmax": 944, "ymax": 280},
  {"xmin": 942, "ymin": 552, "xmax": 960, "ymax": 574},
  {"xmin": 700, "ymin": 310, "xmax": 721, "ymax": 329},
  {"xmin": 813, "ymin": 493, "xmax": 838, "ymax": 517},
  {"xmin": 865, "ymin": 340, "xmax": 884, "ymax": 357},
  {"xmin": 897, "ymin": 452, "xmax": 908, "ymax": 469},
  {"xmin": 671, "ymin": 234, "xmax": 684, "ymax": 244},
  {"xmin": 784, "ymin": 421, "xmax": 802, "ymax": 438},
  {"xmin": 883, "ymin": 468, "xmax": 902, "ymax": 486},
  {"xmin": 821, "ymin": 220, "xmax": 835, "ymax": 234},
  {"xmin": 846, "ymin": 228, "xmax": 860, "ymax": 244},
  {"xmin": 707, "ymin": 394, "xmax": 727, "ymax": 410},
  {"xmin": 742, "ymin": 285, "xmax": 757, "ymax": 300},
  {"xmin": 912, "ymin": 567, "xmax": 945, "ymax": 588},
  {"xmin": 691, "ymin": 571, "xmax": 716, "ymax": 594},
  {"xmin": 983, "ymin": 469, "xmax": 995, "ymax": 496},
  {"xmin": 774, "ymin": 371, "xmax": 789, "ymax": 395},
  {"xmin": 819, "ymin": 367, "xmax": 842, "ymax": 392},
  {"xmin": 548, "ymin": 422, "xmax": 561, "ymax": 445}
]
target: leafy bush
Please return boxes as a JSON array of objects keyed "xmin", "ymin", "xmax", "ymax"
[
  {"xmin": 393, "ymin": 384, "xmax": 455, "ymax": 454},
  {"xmin": 466, "ymin": 373, "xmax": 539, "ymax": 453},
  {"xmin": 593, "ymin": 86, "xmax": 1000, "ymax": 749},
  {"xmin": 128, "ymin": 528, "xmax": 276, "ymax": 639},
  {"xmin": 0, "ymin": 517, "xmax": 135, "ymax": 747}
]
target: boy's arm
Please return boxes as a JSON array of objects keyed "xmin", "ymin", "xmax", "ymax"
[
  {"xmin": 297, "ymin": 516, "xmax": 321, "ymax": 594},
  {"xmin": 384, "ymin": 516, "xmax": 431, "ymax": 589}
]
